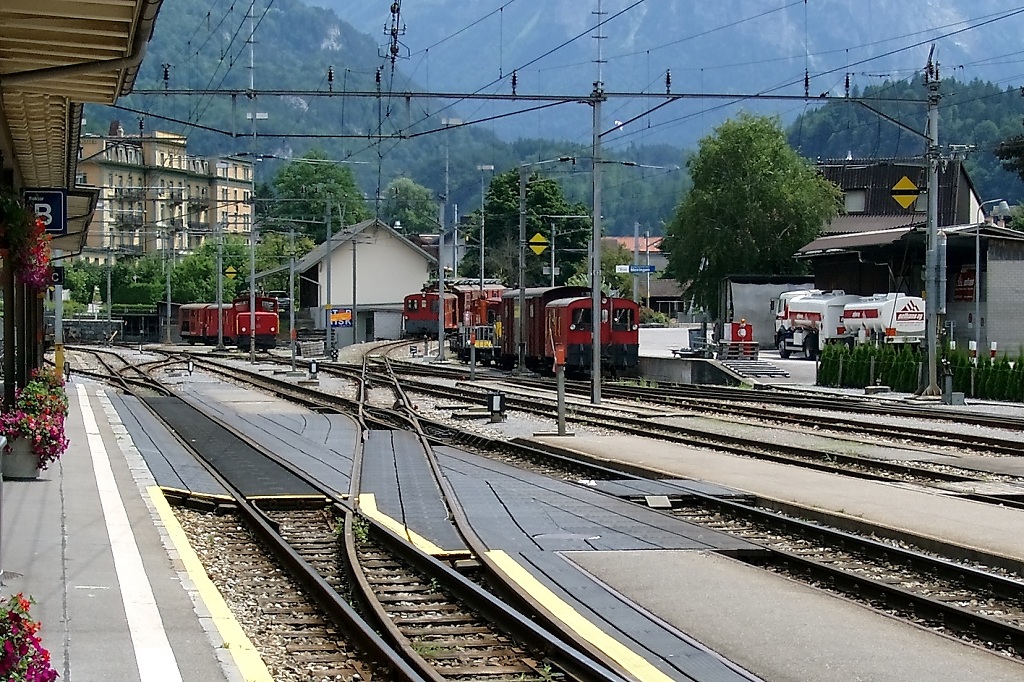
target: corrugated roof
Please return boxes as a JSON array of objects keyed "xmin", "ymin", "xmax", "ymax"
[{"xmin": 797, "ymin": 226, "xmax": 920, "ymax": 256}]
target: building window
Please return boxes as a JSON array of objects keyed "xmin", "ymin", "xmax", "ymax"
[{"xmin": 844, "ymin": 189, "xmax": 866, "ymax": 213}]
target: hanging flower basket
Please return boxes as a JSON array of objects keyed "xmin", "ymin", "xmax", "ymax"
[{"xmin": 0, "ymin": 191, "xmax": 52, "ymax": 290}]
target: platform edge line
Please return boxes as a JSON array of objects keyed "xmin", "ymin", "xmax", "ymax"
[
  {"xmin": 357, "ymin": 493, "xmax": 451, "ymax": 556},
  {"xmin": 486, "ymin": 549, "xmax": 674, "ymax": 682},
  {"xmin": 148, "ymin": 486, "xmax": 274, "ymax": 682}
]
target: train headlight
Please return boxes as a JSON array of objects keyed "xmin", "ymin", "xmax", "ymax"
[{"xmin": 569, "ymin": 324, "xmax": 576, "ymax": 330}]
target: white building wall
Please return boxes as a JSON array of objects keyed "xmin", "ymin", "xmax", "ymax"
[{"xmin": 321, "ymin": 225, "xmax": 432, "ymax": 307}]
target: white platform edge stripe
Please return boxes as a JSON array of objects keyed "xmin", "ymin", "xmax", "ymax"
[{"xmin": 77, "ymin": 383, "xmax": 183, "ymax": 682}]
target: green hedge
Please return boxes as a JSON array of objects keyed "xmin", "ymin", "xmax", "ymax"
[{"xmin": 817, "ymin": 343, "xmax": 1024, "ymax": 401}]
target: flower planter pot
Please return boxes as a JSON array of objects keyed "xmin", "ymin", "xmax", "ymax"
[{"xmin": 3, "ymin": 439, "xmax": 40, "ymax": 480}]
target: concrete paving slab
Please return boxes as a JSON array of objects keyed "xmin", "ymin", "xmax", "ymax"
[
  {"xmin": 571, "ymin": 550, "xmax": 1024, "ymax": 682},
  {"xmin": 535, "ymin": 434, "xmax": 1024, "ymax": 563}
]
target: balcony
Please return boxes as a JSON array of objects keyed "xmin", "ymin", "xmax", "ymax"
[
  {"xmin": 112, "ymin": 186, "xmax": 145, "ymax": 201},
  {"xmin": 187, "ymin": 194, "xmax": 210, "ymax": 208},
  {"xmin": 163, "ymin": 188, "xmax": 184, "ymax": 203},
  {"xmin": 114, "ymin": 211, "xmax": 144, "ymax": 228}
]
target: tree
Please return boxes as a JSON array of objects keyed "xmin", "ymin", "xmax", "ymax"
[
  {"xmin": 379, "ymin": 177, "xmax": 439, "ymax": 234},
  {"xmin": 462, "ymin": 169, "xmax": 590, "ymax": 287},
  {"xmin": 269, "ymin": 149, "xmax": 371, "ymax": 242},
  {"xmin": 663, "ymin": 113, "xmax": 842, "ymax": 318}
]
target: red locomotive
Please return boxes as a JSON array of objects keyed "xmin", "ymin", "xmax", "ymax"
[
  {"xmin": 497, "ymin": 286, "xmax": 639, "ymax": 375},
  {"xmin": 179, "ymin": 294, "xmax": 279, "ymax": 350},
  {"xmin": 545, "ymin": 296, "xmax": 640, "ymax": 374},
  {"xmin": 403, "ymin": 278, "xmax": 509, "ymax": 338},
  {"xmin": 449, "ymin": 295, "xmax": 504, "ymax": 364},
  {"xmin": 403, "ymin": 291, "xmax": 458, "ymax": 337}
]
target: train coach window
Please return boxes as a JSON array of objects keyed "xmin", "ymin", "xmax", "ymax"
[
  {"xmin": 612, "ymin": 308, "xmax": 633, "ymax": 331},
  {"xmin": 407, "ymin": 299, "xmax": 419, "ymax": 312},
  {"xmin": 571, "ymin": 308, "xmax": 592, "ymax": 330}
]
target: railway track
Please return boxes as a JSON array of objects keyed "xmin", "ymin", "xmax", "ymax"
[
  {"xmin": 118, "ymin": 353, "xmax": 634, "ymax": 682},
  {"xmin": 75, "ymin": 347, "xmax": 1024, "ymax": 666},
  {"xmin": 174, "ymin": 503, "xmax": 377, "ymax": 681},
  {"xmin": 375, "ymin": 370, "xmax": 1024, "ymax": 496}
]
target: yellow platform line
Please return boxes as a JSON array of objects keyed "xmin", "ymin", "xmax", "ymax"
[
  {"xmin": 149, "ymin": 486, "xmax": 273, "ymax": 682},
  {"xmin": 358, "ymin": 493, "xmax": 450, "ymax": 556},
  {"xmin": 487, "ymin": 549, "xmax": 674, "ymax": 682}
]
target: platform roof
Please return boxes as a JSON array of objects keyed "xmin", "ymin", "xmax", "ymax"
[{"xmin": 0, "ymin": 0, "xmax": 163, "ymax": 252}]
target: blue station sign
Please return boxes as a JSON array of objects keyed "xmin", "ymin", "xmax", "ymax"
[{"xmin": 23, "ymin": 188, "xmax": 68, "ymax": 236}]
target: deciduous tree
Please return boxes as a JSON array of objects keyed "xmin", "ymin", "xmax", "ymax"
[{"xmin": 662, "ymin": 113, "xmax": 842, "ymax": 318}]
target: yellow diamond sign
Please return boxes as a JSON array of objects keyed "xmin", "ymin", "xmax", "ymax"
[
  {"xmin": 891, "ymin": 176, "xmax": 920, "ymax": 209},
  {"xmin": 224, "ymin": 265, "xmax": 237, "ymax": 280},
  {"xmin": 528, "ymin": 232, "xmax": 549, "ymax": 255}
]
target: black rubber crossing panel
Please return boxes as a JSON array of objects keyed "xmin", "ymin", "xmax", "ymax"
[
  {"xmin": 114, "ymin": 395, "xmax": 226, "ymax": 496},
  {"xmin": 361, "ymin": 431, "xmax": 464, "ymax": 551},
  {"xmin": 436, "ymin": 447, "xmax": 757, "ymax": 553},
  {"xmin": 179, "ymin": 389, "xmax": 357, "ymax": 496},
  {"xmin": 144, "ymin": 396, "xmax": 319, "ymax": 498}
]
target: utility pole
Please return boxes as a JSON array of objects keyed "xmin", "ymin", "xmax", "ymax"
[
  {"xmin": 289, "ymin": 225, "xmax": 297, "ymax": 370},
  {"xmin": 923, "ymin": 51, "xmax": 941, "ymax": 396},
  {"xmin": 164, "ymin": 239, "xmax": 171, "ymax": 344},
  {"xmin": 325, "ymin": 198, "xmax": 333, "ymax": 353},
  {"xmin": 632, "ymin": 221, "xmax": 640, "ymax": 304},
  {"xmin": 247, "ymin": 0, "xmax": 257, "ymax": 364},
  {"xmin": 517, "ymin": 164, "xmax": 527, "ymax": 372},
  {"xmin": 216, "ymin": 219, "xmax": 225, "ymax": 350},
  {"xmin": 590, "ymin": 80, "xmax": 605, "ymax": 405}
]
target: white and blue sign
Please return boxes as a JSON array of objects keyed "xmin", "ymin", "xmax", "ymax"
[
  {"xmin": 628, "ymin": 264, "xmax": 656, "ymax": 274},
  {"xmin": 24, "ymin": 188, "xmax": 68, "ymax": 236}
]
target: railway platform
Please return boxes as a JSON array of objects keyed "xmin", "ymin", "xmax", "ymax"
[{"xmin": 0, "ymin": 379, "xmax": 242, "ymax": 682}]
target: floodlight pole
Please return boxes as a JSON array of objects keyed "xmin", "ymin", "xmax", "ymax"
[{"xmin": 477, "ymin": 164, "xmax": 494, "ymax": 293}]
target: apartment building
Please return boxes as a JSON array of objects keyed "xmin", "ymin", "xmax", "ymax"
[{"xmin": 75, "ymin": 121, "xmax": 253, "ymax": 263}]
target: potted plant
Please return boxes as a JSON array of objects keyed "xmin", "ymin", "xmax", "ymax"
[
  {"xmin": 0, "ymin": 593, "xmax": 58, "ymax": 681},
  {"xmin": 0, "ymin": 370, "xmax": 69, "ymax": 478}
]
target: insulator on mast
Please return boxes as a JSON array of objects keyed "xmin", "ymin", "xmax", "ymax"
[
  {"xmin": 665, "ymin": 70, "xmax": 671, "ymax": 94},
  {"xmin": 327, "ymin": 66, "xmax": 334, "ymax": 92},
  {"xmin": 511, "ymin": 70, "xmax": 517, "ymax": 96},
  {"xmin": 804, "ymin": 70, "xmax": 809, "ymax": 98}
]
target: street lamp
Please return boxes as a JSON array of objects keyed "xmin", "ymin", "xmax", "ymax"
[
  {"xmin": 477, "ymin": 164, "xmax": 494, "ymax": 293},
  {"xmin": 436, "ymin": 118, "xmax": 462, "ymax": 362},
  {"xmin": 974, "ymin": 199, "xmax": 1009, "ymax": 361}
]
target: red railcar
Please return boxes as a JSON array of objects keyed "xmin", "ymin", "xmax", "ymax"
[
  {"xmin": 545, "ymin": 296, "xmax": 640, "ymax": 375},
  {"xmin": 498, "ymin": 286, "xmax": 589, "ymax": 371},
  {"xmin": 403, "ymin": 292, "xmax": 458, "ymax": 337},
  {"xmin": 177, "ymin": 295, "xmax": 278, "ymax": 350}
]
